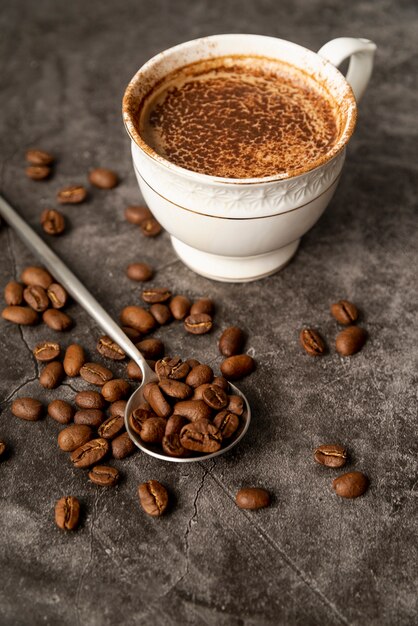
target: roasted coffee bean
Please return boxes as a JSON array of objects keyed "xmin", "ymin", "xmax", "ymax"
[
  {"xmin": 55, "ymin": 496, "xmax": 80, "ymax": 530},
  {"xmin": 185, "ymin": 364, "xmax": 213, "ymax": 388},
  {"xmin": 33, "ymin": 341, "xmax": 60, "ymax": 362},
  {"xmin": 184, "ymin": 313, "xmax": 212, "ymax": 335},
  {"xmin": 80, "ymin": 363, "xmax": 113, "ymax": 386},
  {"xmin": 190, "ymin": 298, "xmax": 215, "ymax": 316},
  {"xmin": 300, "ymin": 329, "xmax": 326, "ymax": 356},
  {"xmin": 174, "ymin": 400, "xmax": 212, "ymax": 422},
  {"xmin": 2, "ymin": 306, "xmax": 38, "ymax": 325},
  {"xmin": 331, "ymin": 300, "xmax": 359, "ymax": 325},
  {"xmin": 111, "ymin": 432, "xmax": 135, "ymax": 459},
  {"xmin": 120, "ymin": 306, "xmax": 157, "ymax": 334},
  {"xmin": 212, "ymin": 376, "xmax": 229, "ymax": 391},
  {"xmin": 235, "ymin": 488, "xmax": 270, "ymax": 510},
  {"xmin": 165, "ymin": 414, "xmax": 187, "ymax": 436},
  {"xmin": 332, "ymin": 471, "xmax": 369, "ymax": 498},
  {"xmin": 57, "ymin": 185, "xmax": 87, "ymax": 204},
  {"xmin": 155, "ymin": 357, "xmax": 190, "ymax": 380},
  {"xmin": 144, "ymin": 383, "xmax": 171, "ymax": 418},
  {"xmin": 126, "ymin": 360, "xmax": 143, "ymax": 380},
  {"xmin": 48, "ymin": 399, "xmax": 74, "ymax": 424},
  {"xmin": 202, "ymin": 385, "xmax": 228, "ymax": 410},
  {"xmin": 74, "ymin": 409, "xmax": 105, "ymax": 428},
  {"xmin": 141, "ymin": 217, "xmax": 162, "ymax": 237},
  {"xmin": 121, "ymin": 326, "xmax": 142, "ymax": 342},
  {"xmin": 141, "ymin": 288, "xmax": 171, "ymax": 304},
  {"xmin": 101, "ymin": 379, "xmax": 130, "ymax": 403},
  {"xmin": 336, "ymin": 326, "xmax": 367, "ymax": 356},
  {"xmin": 98, "ymin": 415, "xmax": 124, "ymax": 440},
  {"xmin": 40, "ymin": 209, "xmax": 65, "ymax": 235},
  {"xmin": 4, "ymin": 281, "xmax": 23, "ymax": 306},
  {"xmin": 58, "ymin": 424, "xmax": 93, "ymax": 451},
  {"xmin": 88, "ymin": 465, "xmax": 119, "ymax": 486},
  {"xmin": 213, "ymin": 410, "xmax": 239, "ymax": 439},
  {"xmin": 186, "ymin": 358, "xmax": 200, "ymax": 369},
  {"xmin": 89, "ymin": 167, "xmax": 118, "ymax": 189},
  {"xmin": 26, "ymin": 148, "xmax": 54, "ymax": 166},
  {"xmin": 47, "ymin": 283, "xmax": 68, "ymax": 309},
  {"xmin": 193, "ymin": 383, "xmax": 212, "ymax": 400},
  {"xmin": 63, "ymin": 343, "xmax": 85, "ymax": 376},
  {"xmin": 220, "ymin": 355, "xmax": 255, "ymax": 380},
  {"xmin": 11, "ymin": 397, "xmax": 43, "ymax": 421},
  {"xmin": 180, "ymin": 419, "xmax": 222, "ymax": 453},
  {"xmin": 162, "ymin": 434, "xmax": 187, "ymax": 457},
  {"xmin": 129, "ymin": 408, "xmax": 154, "ymax": 435},
  {"xmin": 109, "ymin": 400, "xmax": 127, "ymax": 418},
  {"xmin": 219, "ymin": 326, "xmax": 246, "ymax": 357},
  {"xmin": 126, "ymin": 262, "xmax": 153, "ymax": 282},
  {"xmin": 159, "ymin": 379, "xmax": 192, "ymax": 400},
  {"xmin": 21, "ymin": 266, "xmax": 53, "ymax": 289},
  {"xmin": 0, "ymin": 441, "xmax": 6, "ymax": 458},
  {"xmin": 314, "ymin": 444, "xmax": 347, "ymax": 468},
  {"xmin": 124, "ymin": 205, "xmax": 152, "ymax": 224},
  {"xmin": 140, "ymin": 417, "xmax": 166, "ymax": 443},
  {"xmin": 96, "ymin": 335, "xmax": 126, "ymax": 360},
  {"xmin": 138, "ymin": 480, "xmax": 168, "ymax": 516},
  {"xmin": 23, "ymin": 285, "xmax": 49, "ymax": 312},
  {"xmin": 39, "ymin": 361, "xmax": 64, "ymax": 389},
  {"xmin": 43, "ymin": 309, "xmax": 72, "ymax": 331},
  {"xmin": 150, "ymin": 303, "xmax": 172, "ymax": 325},
  {"xmin": 75, "ymin": 390, "xmax": 106, "ymax": 410},
  {"xmin": 71, "ymin": 438, "xmax": 109, "ymax": 468},
  {"xmin": 135, "ymin": 338, "xmax": 164, "ymax": 360},
  {"xmin": 26, "ymin": 165, "xmax": 51, "ymax": 180},
  {"xmin": 227, "ymin": 395, "xmax": 245, "ymax": 416},
  {"xmin": 169, "ymin": 295, "xmax": 191, "ymax": 320}
]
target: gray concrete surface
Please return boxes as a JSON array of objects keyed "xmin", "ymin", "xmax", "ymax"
[{"xmin": 0, "ymin": 1, "xmax": 417, "ymax": 624}]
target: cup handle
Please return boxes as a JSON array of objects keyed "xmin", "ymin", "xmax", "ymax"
[{"xmin": 317, "ymin": 37, "xmax": 376, "ymax": 102}]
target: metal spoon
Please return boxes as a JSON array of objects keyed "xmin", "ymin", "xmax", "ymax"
[{"xmin": 0, "ymin": 194, "xmax": 251, "ymax": 462}]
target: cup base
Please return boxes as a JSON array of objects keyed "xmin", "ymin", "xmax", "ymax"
[{"xmin": 171, "ymin": 237, "xmax": 300, "ymax": 283}]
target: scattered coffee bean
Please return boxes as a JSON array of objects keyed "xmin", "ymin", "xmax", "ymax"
[
  {"xmin": 144, "ymin": 383, "xmax": 171, "ymax": 418},
  {"xmin": 33, "ymin": 341, "xmax": 60, "ymax": 362},
  {"xmin": 89, "ymin": 167, "xmax": 118, "ymax": 189},
  {"xmin": 186, "ymin": 358, "xmax": 200, "ymax": 369},
  {"xmin": 300, "ymin": 329, "xmax": 326, "ymax": 356},
  {"xmin": 129, "ymin": 407, "xmax": 153, "ymax": 435},
  {"xmin": 213, "ymin": 376, "xmax": 229, "ymax": 391},
  {"xmin": 174, "ymin": 400, "xmax": 213, "ymax": 422},
  {"xmin": 57, "ymin": 185, "xmax": 87, "ymax": 204},
  {"xmin": 121, "ymin": 326, "xmax": 142, "ymax": 342},
  {"xmin": 88, "ymin": 465, "xmax": 119, "ymax": 486},
  {"xmin": 98, "ymin": 415, "xmax": 125, "ymax": 440},
  {"xmin": 186, "ymin": 364, "xmax": 213, "ymax": 388},
  {"xmin": 21, "ymin": 266, "xmax": 53, "ymax": 289},
  {"xmin": 126, "ymin": 263, "xmax": 153, "ymax": 282},
  {"xmin": 150, "ymin": 303, "xmax": 172, "ymax": 325},
  {"xmin": 140, "ymin": 417, "xmax": 166, "ymax": 443},
  {"xmin": 202, "ymin": 385, "xmax": 228, "ymax": 410},
  {"xmin": 71, "ymin": 438, "xmax": 109, "ymax": 468},
  {"xmin": 332, "ymin": 471, "xmax": 369, "ymax": 498},
  {"xmin": 74, "ymin": 409, "xmax": 105, "ymax": 428},
  {"xmin": 331, "ymin": 300, "xmax": 359, "ymax": 325},
  {"xmin": 63, "ymin": 344, "xmax": 85, "ymax": 376},
  {"xmin": 314, "ymin": 444, "xmax": 347, "ymax": 468},
  {"xmin": 155, "ymin": 357, "xmax": 190, "ymax": 380},
  {"xmin": 235, "ymin": 488, "xmax": 270, "ymax": 510},
  {"xmin": 213, "ymin": 410, "xmax": 239, "ymax": 438},
  {"xmin": 180, "ymin": 419, "xmax": 222, "ymax": 453},
  {"xmin": 4, "ymin": 281, "xmax": 23, "ymax": 306},
  {"xmin": 159, "ymin": 379, "xmax": 192, "ymax": 400},
  {"xmin": 75, "ymin": 390, "xmax": 106, "ymax": 410},
  {"xmin": 11, "ymin": 397, "xmax": 43, "ymax": 421},
  {"xmin": 227, "ymin": 395, "xmax": 245, "ymax": 416},
  {"xmin": 138, "ymin": 480, "xmax": 168, "ymax": 516},
  {"xmin": 135, "ymin": 338, "xmax": 164, "ymax": 360},
  {"xmin": 120, "ymin": 306, "xmax": 157, "ymax": 334},
  {"xmin": 26, "ymin": 148, "xmax": 54, "ymax": 166},
  {"xmin": 2, "ymin": 306, "xmax": 38, "ymax": 325},
  {"xmin": 96, "ymin": 335, "xmax": 126, "ymax": 360},
  {"xmin": 39, "ymin": 361, "xmax": 64, "ymax": 389},
  {"xmin": 219, "ymin": 326, "xmax": 246, "ymax": 357},
  {"xmin": 43, "ymin": 309, "xmax": 72, "ymax": 331},
  {"xmin": 47, "ymin": 283, "xmax": 68, "ymax": 309},
  {"xmin": 58, "ymin": 424, "xmax": 93, "ymax": 452},
  {"xmin": 48, "ymin": 399, "xmax": 74, "ymax": 424},
  {"xmin": 220, "ymin": 355, "xmax": 255, "ymax": 380},
  {"xmin": 190, "ymin": 298, "xmax": 215, "ymax": 316},
  {"xmin": 124, "ymin": 205, "xmax": 152, "ymax": 224},
  {"xmin": 101, "ymin": 379, "xmax": 130, "ymax": 403},
  {"xmin": 336, "ymin": 326, "xmax": 367, "ymax": 356},
  {"xmin": 141, "ymin": 288, "xmax": 171, "ymax": 304},
  {"xmin": 0, "ymin": 441, "xmax": 6, "ymax": 458},
  {"xmin": 141, "ymin": 217, "xmax": 162, "ymax": 237},
  {"xmin": 23, "ymin": 285, "xmax": 49, "ymax": 312},
  {"xmin": 184, "ymin": 313, "xmax": 213, "ymax": 335},
  {"xmin": 26, "ymin": 165, "xmax": 51, "ymax": 180},
  {"xmin": 111, "ymin": 432, "xmax": 135, "ymax": 459},
  {"xmin": 55, "ymin": 496, "xmax": 80, "ymax": 530},
  {"xmin": 126, "ymin": 360, "xmax": 143, "ymax": 380},
  {"xmin": 40, "ymin": 209, "xmax": 65, "ymax": 235},
  {"xmin": 80, "ymin": 362, "xmax": 113, "ymax": 386},
  {"xmin": 109, "ymin": 400, "xmax": 127, "ymax": 418},
  {"xmin": 169, "ymin": 295, "xmax": 191, "ymax": 320}
]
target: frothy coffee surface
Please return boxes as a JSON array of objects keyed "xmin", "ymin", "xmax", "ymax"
[{"xmin": 140, "ymin": 56, "xmax": 339, "ymax": 179}]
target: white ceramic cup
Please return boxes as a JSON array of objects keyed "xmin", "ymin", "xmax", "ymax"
[{"xmin": 123, "ymin": 35, "xmax": 376, "ymax": 282}]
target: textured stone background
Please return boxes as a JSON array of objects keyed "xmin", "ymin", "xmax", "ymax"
[{"xmin": 0, "ymin": 1, "xmax": 417, "ymax": 625}]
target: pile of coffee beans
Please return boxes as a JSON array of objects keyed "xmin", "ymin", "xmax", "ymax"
[
  {"xmin": 314, "ymin": 443, "xmax": 369, "ymax": 498},
  {"xmin": 300, "ymin": 298, "xmax": 368, "ymax": 357}
]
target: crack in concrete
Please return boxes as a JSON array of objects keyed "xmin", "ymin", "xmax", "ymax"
[
  {"xmin": 0, "ymin": 375, "xmax": 39, "ymax": 406},
  {"xmin": 156, "ymin": 259, "xmax": 181, "ymax": 272}
]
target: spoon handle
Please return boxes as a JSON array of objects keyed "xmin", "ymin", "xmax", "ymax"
[{"xmin": 0, "ymin": 193, "xmax": 152, "ymax": 377}]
